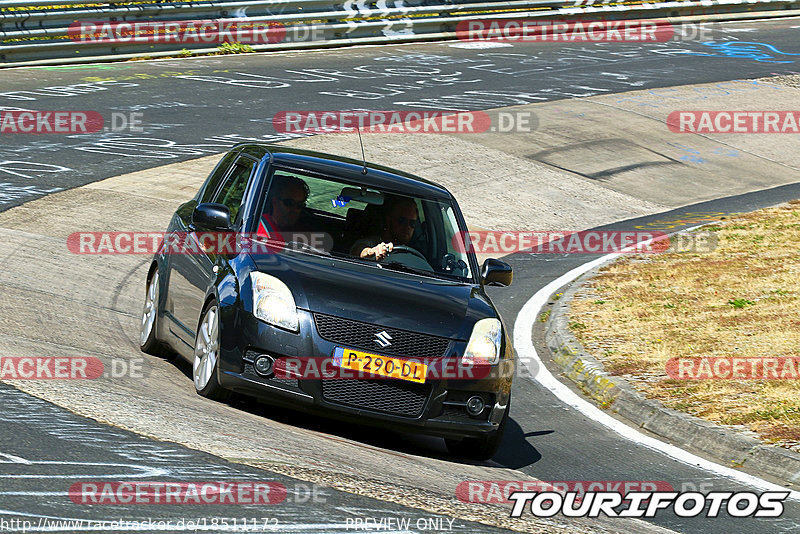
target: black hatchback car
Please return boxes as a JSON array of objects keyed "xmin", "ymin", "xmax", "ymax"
[{"xmin": 139, "ymin": 143, "xmax": 514, "ymax": 459}]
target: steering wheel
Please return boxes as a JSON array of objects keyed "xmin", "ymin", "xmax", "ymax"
[{"xmin": 383, "ymin": 245, "xmax": 427, "ymax": 262}]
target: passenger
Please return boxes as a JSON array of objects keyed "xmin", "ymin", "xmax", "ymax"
[
  {"xmin": 351, "ymin": 196, "xmax": 419, "ymax": 261},
  {"xmin": 257, "ymin": 175, "xmax": 309, "ymax": 237}
]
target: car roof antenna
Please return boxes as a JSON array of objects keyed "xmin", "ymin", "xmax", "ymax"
[{"xmin": 356, "ymin": 126, "xmax": 368, "ymax": 175}]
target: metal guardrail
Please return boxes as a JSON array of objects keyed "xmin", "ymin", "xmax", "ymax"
[{"xmin": 2, "ymin": 0, "xmax": 799, "ymax": 66}]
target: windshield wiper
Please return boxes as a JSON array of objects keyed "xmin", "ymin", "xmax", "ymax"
[
  {"xmin": 284, "ymin": 240, "xmax": 331, "ymax": 256},
  {"xmin": 381, "ymin": 261, "xmax": 469, "ymax": 283},
  {"xmin": 380, "ymin": 261, "xmax": 436, "ymax": 278},
  {"xmin": 249, "ymin": 236, "xmax": 331, "ymax": 257}
]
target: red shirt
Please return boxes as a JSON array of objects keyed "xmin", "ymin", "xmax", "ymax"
[{"xmin": 256, "ymin": 213, "xmax": 283, "ymax": 240}]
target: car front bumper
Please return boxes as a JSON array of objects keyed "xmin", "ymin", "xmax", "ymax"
[{"xmin": 217, "ymin": 309, "xmax": 514, "ymax": 439}]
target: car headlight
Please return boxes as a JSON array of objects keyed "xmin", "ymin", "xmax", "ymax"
[
  {"xmin": 251, "ymin": 272, "xmax": 299, "ymax": 332},
  {"xmin": 462, "ymin": 318, "xmax": 503, "ymax": 365}
]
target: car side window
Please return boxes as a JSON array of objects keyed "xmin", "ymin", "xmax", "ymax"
[
  {"xmin": 213, "ymin": 158, "xmax": 256, "ymax": 226},
  {"xmin": 199, "ymin": 152, "xmax": 238, "ymax": 203}
]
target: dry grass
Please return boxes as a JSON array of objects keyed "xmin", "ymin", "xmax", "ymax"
[{"xmin": 570, "ymin": 200, "xmax": 800, "ymax": 450}]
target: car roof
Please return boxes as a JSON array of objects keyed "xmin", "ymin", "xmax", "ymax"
[{"xmin": 233, "ymin": 143, "xmax": 455, "ymax": 200}]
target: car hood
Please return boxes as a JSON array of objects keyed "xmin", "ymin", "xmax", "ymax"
[{"xmin": 250, "ymin": 253, "xmax": 494, "ymax": 340}]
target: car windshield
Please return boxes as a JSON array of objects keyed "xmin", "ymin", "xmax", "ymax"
[{"xmin": 253, "ymin": 167, "xmax": 473, "ymax": 282}]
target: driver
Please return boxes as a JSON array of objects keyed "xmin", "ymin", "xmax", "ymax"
[
  {"xmin": 351, "ymin": 196, "xmax": 419, "ymax": 261},
  {"xmin": 257, "ymin": 175, "xmax": 309, "ymax": 237}
]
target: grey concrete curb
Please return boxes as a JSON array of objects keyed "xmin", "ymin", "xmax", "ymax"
[{"xmin": 541, "ymin": 266, "xmax": 800, "ymax": 489}]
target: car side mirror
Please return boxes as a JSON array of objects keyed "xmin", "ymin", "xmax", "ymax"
[
  {"xmin": 481, "ymin": 258, "xmax": 513, "ymax": 287},
  {"xmin": 192, "ymin": 203, "xmax": 232, "ymax": 231}
]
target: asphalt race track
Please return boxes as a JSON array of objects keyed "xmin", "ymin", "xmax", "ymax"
[
  {"xmin": 2, "ymin": 16, "xmax": 800, "ymax": 534},
  {"xmin": 2, "ymin": 19, "xmax": 799, "ymax": 209},
  {"xmin": 0, "ymin": 382, "xmax": 515, "ymax": 533}
]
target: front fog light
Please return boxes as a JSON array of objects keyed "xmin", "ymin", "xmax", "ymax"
[
  {"xmin": 466, "ymin": 395, "xmax": 485, "ymax": 416},
  {"xmin": 462, "ymin": 318, "xmax": 502, "ymax": 366},
  {"xmin": 254, "ymin": 355, "xmax": 275, "ymax": 376},
  {"xmin": 251, "ymin": 272, "xmax": 299, "ymax": 332}
]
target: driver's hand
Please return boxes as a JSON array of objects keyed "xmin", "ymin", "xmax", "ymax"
[{"xmin": 371, "ymin": 242, "xmax": 393, "ymax": 261}]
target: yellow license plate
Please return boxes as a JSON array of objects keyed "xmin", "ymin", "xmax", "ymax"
[{"xmin": 333, "ymin": 347, "xmax": 427, "ymax": 383}]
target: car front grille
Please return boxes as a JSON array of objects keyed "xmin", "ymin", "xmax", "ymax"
[
  {"xmin": 439, "ymin": 403, "xmax": 491, "ymax": 422},
  {"xmin": 242, "ymin": 362, "xmax": 300, "ymax": 389},
  {"xmin": 440, "ymin": 404, "xmax": 475, "ymax": 421},
  {"xmin": 321, "ymin": 379, "xmax": 429, "ymax": 417},
  {"xmin": 313, "ymin": 313, "xmax": 451, "ymax": 359}
]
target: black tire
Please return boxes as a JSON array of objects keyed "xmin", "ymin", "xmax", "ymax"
[
  {"xmin": 139, "ymin": 270, "xmax": 170, "ymax": 357},
  {"xmin": 445, "ymin": 394, "xmax": 510, "ymax": 461},
  {"xmin": 193, "ymin": 302, "xmax": 232, "ymax": 402}
]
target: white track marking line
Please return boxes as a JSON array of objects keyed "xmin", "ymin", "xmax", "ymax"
[
  {"xmin": 0, "ymin": 458, "xmax": 168, "ymax": 479},
  {"xmin": 512, "ymin": 230, "xmax": 800, "ymax": 500},
  {"xmin": 0, "ymin": 452, "xmax": 32, "ymax": 464}
]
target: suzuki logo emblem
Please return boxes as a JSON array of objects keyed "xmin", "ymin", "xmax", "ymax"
[{"xmin": 374, "ymin": 331, "xmax": 393, "ymax": 348}]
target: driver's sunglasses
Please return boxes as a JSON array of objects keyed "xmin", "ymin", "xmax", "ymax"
[
  {"xmin": 279, "ymin": 197, "xmax": 306, "ymax": 209},
  {"xmin": 396, "ymin": 216, "xmax": 417, "ymax": 228}
]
